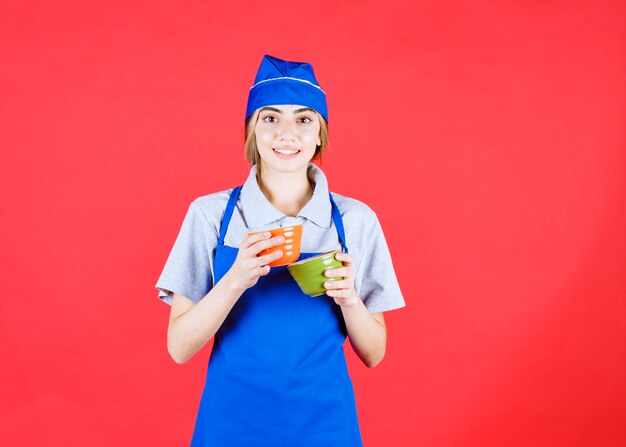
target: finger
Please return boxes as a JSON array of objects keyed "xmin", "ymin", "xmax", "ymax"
[
  {"xmin": 324, "ymin": 266, "xmax": 353, "ymax": 279},
  {"xmin": 326, "ymin": 288, "xmax": 352, "ymax": 298},
  {"xmin": 241, "ymin": 231, "xmax": 272, "ymax": 249},
  {"xmin": 250, "ymin": 236, "xmax": 285, "ymax": 255},
  {"xmin": 256, "ymin": 250, "xmax": 283, "ymax": 266},
  {"xmin": 324, "ymin": 279, "xmax": 352, "ymax": 290},
  {"xmin": 259, "ymin": 265, "xmax": 271, "ymax": 276},
  {"xmin": 335, "ymin": 252, "xmax": 353, "ymax": 265}
]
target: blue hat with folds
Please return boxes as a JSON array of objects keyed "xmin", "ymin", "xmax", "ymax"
[{"xmin": 245, "ymin": 54, "xmax": 328, "ymax": 124}]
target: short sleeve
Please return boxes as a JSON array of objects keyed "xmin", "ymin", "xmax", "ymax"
[
  {"xmin": 155, "ymin": 201, "xmax": 216, "ymax": 305},
  {"xmin": 355, "ymin": 213, "xmax": 405, "ymax": 313}
]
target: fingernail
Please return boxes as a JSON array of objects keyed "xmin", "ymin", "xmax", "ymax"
[
  {"xmin": 264, "ymin": 232, "xmax": 271, "ymax": 237},
  {"xmin": 324, "ymin": 282, "xmax": 331, "ymax": 287}
]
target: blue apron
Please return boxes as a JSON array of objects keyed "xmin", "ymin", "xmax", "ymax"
[{"xmin": 190, "ymin": 186, "xmax": 363, "ymax": 446}]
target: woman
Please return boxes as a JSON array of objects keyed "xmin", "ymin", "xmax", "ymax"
[{"xmin": 156, "ymin": 54, "xmax": 405, "ymax": 446}]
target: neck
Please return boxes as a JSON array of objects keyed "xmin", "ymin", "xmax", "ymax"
[{"xmin": 257, "ymin": 163, "xmax": 314, "ymax": 217}]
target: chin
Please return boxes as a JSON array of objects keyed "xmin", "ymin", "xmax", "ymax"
[{"xmin": 264, "ymin": 161, "xmax": 310, "ymax": 175}]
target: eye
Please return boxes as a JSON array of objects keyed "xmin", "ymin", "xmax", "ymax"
[
  {"xmin": 298, "ymin": 115, "xmax": 313, "ymax": 124},
  {"xmin": 262, "ymin": 115, "xmax": 278, "ymax": 123}
]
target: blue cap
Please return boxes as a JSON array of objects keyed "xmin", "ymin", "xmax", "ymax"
[{"xmin": 245, "ymin": 54, "xmax": 328, "ymax": 124}]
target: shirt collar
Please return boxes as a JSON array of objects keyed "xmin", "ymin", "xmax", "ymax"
[{"xmin": 240, "ymin": 162, "xmax": 333, "ymax": 229}]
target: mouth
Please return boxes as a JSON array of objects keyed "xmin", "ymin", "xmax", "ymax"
[{"xmin": 273, "ymin": 147, "xmax": 301, "ymax": 159}]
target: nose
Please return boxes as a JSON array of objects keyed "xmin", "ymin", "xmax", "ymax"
[{"xmin": 278, "ymin": 119, "xmax": 296, "ymax": 141}]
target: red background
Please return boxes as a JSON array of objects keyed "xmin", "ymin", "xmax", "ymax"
[{"xmin": 1, "ymin": 1, "xmax": 625, "ymax": 446}]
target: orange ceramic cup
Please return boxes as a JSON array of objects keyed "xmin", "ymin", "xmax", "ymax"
[{"xmin": 248, "ymin": 224, "xmax": 303, "ymax": 267}]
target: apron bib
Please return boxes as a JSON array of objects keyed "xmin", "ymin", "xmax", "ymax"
[{"xmin": 190, "ymin": 186, "xmax": 362, "ymax": 447}]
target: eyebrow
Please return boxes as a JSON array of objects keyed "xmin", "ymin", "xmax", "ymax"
[{"xmin": 259, "ymin": 106, "xmax": 315, "ymax": 114}]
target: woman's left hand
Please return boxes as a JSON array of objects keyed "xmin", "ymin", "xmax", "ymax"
[{"xmin": 324, "ymin": 252, "xmax": 359, "ymax": 307}]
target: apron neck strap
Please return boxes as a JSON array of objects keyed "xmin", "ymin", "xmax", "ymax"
[
  {"xmin": 217, "ymin": 185, "xmax": 243, "ymax": 246},
  {"xmin": 329, "ymin": 192, "xmax": 349, "ymax": 253},
  {"xmin": 218, "ymin": 185, "xmax": 349, "ymax": 253}
]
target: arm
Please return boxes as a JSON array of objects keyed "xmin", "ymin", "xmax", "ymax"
[
  {"xmin": 324, "ymin": 252, "xmax": 387, "ymax": 368},
  {"xmin": 167, "ymin": 232, "xmax": 285, "ymax": 364},
  {"xmin": 341, "ymin": 304, "xmax": 386, "ymax": 368},
  {"xmin": 167, "ymin": 276, "xmax": 243, "ymax": 365}
]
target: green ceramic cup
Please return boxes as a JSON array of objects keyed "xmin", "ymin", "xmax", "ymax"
[{"xmin": 287, "ymin": 249, "xmax": 343, "ymax": 297}]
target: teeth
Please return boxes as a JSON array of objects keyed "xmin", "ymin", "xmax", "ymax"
[{"xmin": 274, "ymin": 148, "xmax": 299, "ymax": 155}]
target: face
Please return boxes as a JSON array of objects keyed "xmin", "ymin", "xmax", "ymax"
[{"xmin": 254, "ymin": 104, "xmax": 322, "ymax": 175}]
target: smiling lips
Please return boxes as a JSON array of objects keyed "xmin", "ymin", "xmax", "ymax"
[{"xmin": 273, "ymin": 147, "xmax": 301, "ymax": 158}]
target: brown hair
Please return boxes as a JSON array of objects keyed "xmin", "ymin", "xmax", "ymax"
[{"xmin": 243, "ymin": 108, "xmax": 329, "ymax": 173}]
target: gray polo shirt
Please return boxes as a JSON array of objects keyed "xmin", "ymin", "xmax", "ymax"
[{"xmin": 155, "ymin": 163, "xmax": 405, "ymax": 313}]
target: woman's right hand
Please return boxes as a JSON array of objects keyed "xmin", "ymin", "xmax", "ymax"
[{"xmin": 224, "ymin": 231, "xmax": 285, "ymax": 293}]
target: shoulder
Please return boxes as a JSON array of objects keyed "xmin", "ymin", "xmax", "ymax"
[
  {"xmin": 330, "ymin": 191, "xmax": 378, "ymax": 226},
  {"xmin": 184, "ymin": 187, "xmax": 236, "ymax": 233},
  {"xmin": 191, "ymin": 188, "xmax": 234, "ymax": 216}
]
